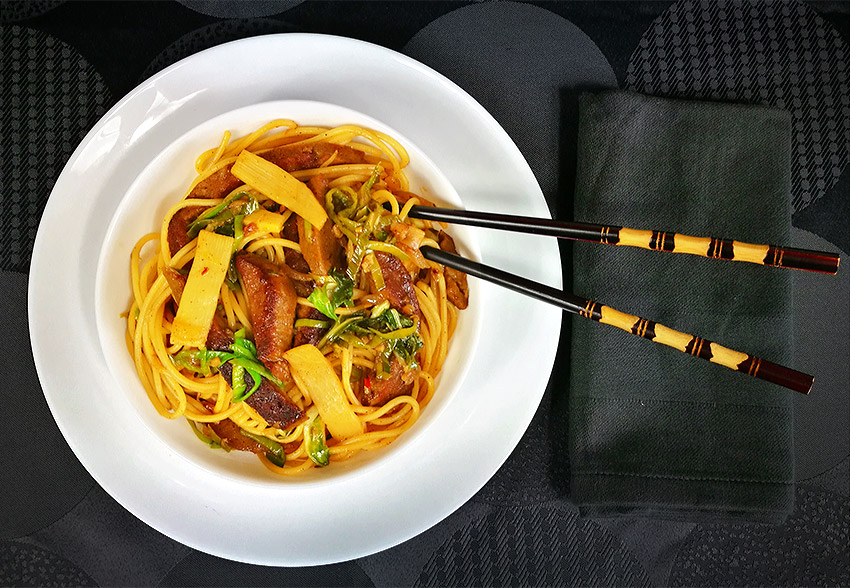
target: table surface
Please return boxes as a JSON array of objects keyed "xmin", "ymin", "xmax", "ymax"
[{"xmin": 2, "ymin": 1, "xmax": 848, "ymax": 586}]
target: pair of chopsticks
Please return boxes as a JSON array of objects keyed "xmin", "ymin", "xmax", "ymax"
[{"xmin": 411, "ymin": 205, "xmax": 841, "ymax": 395}]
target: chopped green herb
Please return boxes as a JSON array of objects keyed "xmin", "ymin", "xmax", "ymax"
[
  {"xmin": 188, "ymin": 420, "xmax": 223, "ymax": 449},
  {"xmin": 360, "ymin": 164, "xmax": 382, "ymax": 200},
  {"xmin": 171, "ymin": 348, "xmax": 221, "ymax": 376},
  {"xmin": 240, "ymin": 429, "xmax": 286, "ymax": 467},
  {"xmin": 186, "ymin": 191, "xmax": 245, "ymax": 238},
  {"xmin": 170, "ymin": 329, "xmax": 283, "ymax": 403},
  {"xmin": 186, "ymin": 192, "xmax": 258, "ymax": 240},
  {"xmin": 294, "ymin": 318, "xmax": 333, "ymax": 329},
  {"xmin": 305, "ymin": 415, "xmax": 330, "ymax": 467},
  {"xmin": 307, "ymin": 269, "xmax": 355, "ymax": 321},
  {"xmin": 314, "ymin": 306, "xmax": 422, "ymax": 370},
  {"xmin": 346, "ymin": 227, "xmax": 370, "ymax": 281},
  {"xmin": 316, "ymin": 314, "xmax": 366, "ymax": 348},
  {"xmin": 230, "ymin": 363, "xmax": 246, "ymax": 401}
]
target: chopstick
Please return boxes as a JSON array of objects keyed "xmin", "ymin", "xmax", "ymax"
[
  {"xmin": 409, "ymin": 206, "xmax": 840, "ymax": 274},
  {"xmin": 420, "ymin": 246, "xmax": 814, "ymax": 395}
]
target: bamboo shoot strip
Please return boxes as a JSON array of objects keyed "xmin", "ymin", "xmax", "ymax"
[
  {"xmin": 409, "ymin": 206, "xmax": 839, "ymax": 275},
  {"xmin": 420, "ymin": 246, "xmax": 814, "ymax": 395}
]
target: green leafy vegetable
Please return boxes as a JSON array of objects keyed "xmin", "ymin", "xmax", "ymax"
[
  {"xmin": 366, "ymin": 308, "xmax": 423, "ymax": 374},
  {"xmin": 316, "ymin": 314, "xmax": 366, "ymax": 349},
  {"xmin": 326, "ymin": 187, "xmax": 357, "ymax": 216},
  {"xmin": 305, "ymin": 415, "xmax": 330, "ymax": 467},
  {"xmin": 370, "ymin": 300, "xmax": 390, "ymax": 318},
  {"xmin": 171, "ymin": 348, "xmax": 222, "ymax": 376},
  {"xmin": 186, "ymin": 191, "xmax": 245, "ymax": 238},
  {"xmin": 232, "ymin": 214, "xmax": 245, "ymax": 251},
  {"xmin": 384, "ymin": 329, "xmax": 423, "ymax": 370},
  {"xmin": 315, "ymin": 306, "xmax": 423, "ymax": 372},
  {"xmin": 307, "ymin": 269, "xmax": 355, "ymax": 321},
  {"xmin": 170, "ymin": 329, "xmax": 283, "ymax": 403},
  {"xmin": 186, "ymin": 192, "xmax": 259, "ymax": 240},
  {"xmin": 346, "ymin": 227, "xmax": 370, "ymax": 280},
  {"xmin": 364, "ymin": 307, "xmax": 409, "ymax": 331},
  {"xmin": 240, "ymin": 429, "xmax": 286, "ymax": 467},
  {"xmin": 294, "ymin": 318, "xmax": 333, "ymax": 329},
  {"xmin": 188, "ymin": 420, "xmax": 224, "ymax": 450},
  {"xmin": 360, "ymin": 164, "xmax": 382, "ymax": 200},
  {"xmin": 307, "ymin": 289, "xmax": 336, "ymax": 322},
  {"xmin": 230, "ymin": 363, "xmax": 246, "ymax": 400},
  {"xmin": 224, "ymin": 257, "xmax": 240, "ymax": 291},
  {"xmin": 230, "ymin": 334, "xmax": 257, "ymax": 357}
]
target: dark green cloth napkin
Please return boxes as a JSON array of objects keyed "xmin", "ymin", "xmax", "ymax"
[{"xmin": 569, "ymin": 91, "xmax": 795, "ymax": 522}]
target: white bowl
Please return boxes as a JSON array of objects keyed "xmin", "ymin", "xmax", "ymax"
[{"xmin": 94, "ymin": 100, "xmax": 483, "ymax": 485}]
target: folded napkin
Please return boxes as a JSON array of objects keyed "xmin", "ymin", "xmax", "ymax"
[{"xmin": 568, "ymin": 91, "xmax": 795, "ymax": 522}]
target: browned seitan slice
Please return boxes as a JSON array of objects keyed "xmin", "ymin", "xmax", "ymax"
[
  {"xmin": 234, "ymin": 252, "xmax": 297, "ymax": 364},
  {"xmin": 357, "ymin": 358, "xmax": 418, "ymax": 407},
  {"xmin": 297, "ymin": 174, "xmax": 344, "ymax": 275},
  {"xmin": 206, "ymin": 417, "xmax": 266, "ymax": 455},
  {"xmin": 294, "ymin": 306, "xmax": 327, "ymax": 347},
  {"xmin": 374, "ymin": 250, "xmax": 422, "ymax": 319},
  {"xmin": 187, "ymin": 166, "xmax": 243, "ymax": 200},
  {"xmin": 218, "ymin": 362, "xmax": 304, "ymax": 429},
  {"xmin": 437, "ymin": 231, "xmax": 469, "ymax": 310},
  {"xmin": 282, "ymin": 215, "xmax": 312, "ymax": 280},
  {"xmin": 166, "ymin": 206, "xmax": 205, "ymax": 257},
  {"xmin": 263, "ymin": 142, "xmax": 366, "ymax": 171}
]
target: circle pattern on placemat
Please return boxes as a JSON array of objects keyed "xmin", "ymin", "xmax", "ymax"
[
  {"xmin": 139, "ymin": 18, "xmax": 297, "ymax": 82},
  {"xmin": 0, "ymin": 1, "xmax": 66, "ymax": 23},
  {"xmin": 414, "ymin": 504, "xmax": 651, "ymax": 587},
  {"xmin": 625, "ymin": 0, "xmax": 850, "ymax": 211},
  {"xmin": 159, "ymin": 550, "xmax": 374, "ymax": 587},
  {"xmin": 0, "ymin": 25, "xmax": 111, "ymax": 273},
  {"xmin": 404, "ymin": 1, "xmax": 617, "ymax": 204},
  {"xmin": 0, "ymin": 542, "xmax": 96, "ymax": 587},
  {"xmin": 176, "ymin": 0, "xmax": 303, "ymax": 19},
  {"xmin": 669, "ymin": 486, "xmax": 850, "ymax": 586}
]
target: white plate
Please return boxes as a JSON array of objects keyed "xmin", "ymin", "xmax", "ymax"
[{"xmin": 29, "ymin": 34, "xmax": 562, "ymax": 565}]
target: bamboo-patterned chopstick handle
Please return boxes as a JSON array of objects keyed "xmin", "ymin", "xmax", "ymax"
[
  {"xmin": 606, "ymin": 227, "xmax": 839, "ymax": 274},
  {"xmin": 577, "ymin": 301, "xmax": 814, "ymax": 394},
  {"xmin": 409, "ymin": 206, "xmax": 840, "ymax": 274},
  {"xmin": 420, "ymin": 246, "xmax": 815, "ymax": 395}
]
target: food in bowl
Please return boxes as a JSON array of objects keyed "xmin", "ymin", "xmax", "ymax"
[{"xmin": 126, "ymin": 118, "xmax": 469, "ymax": 475}]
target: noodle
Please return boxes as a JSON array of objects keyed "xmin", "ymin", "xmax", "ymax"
[{"xmin": 127, "ymin": 119, "xmax": 468, "ymax": 474}]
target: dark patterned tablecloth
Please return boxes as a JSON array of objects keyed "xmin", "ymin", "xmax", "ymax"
[{"xmin": 2, "ymin": 1, "xmax": 848, "ymax": 586}]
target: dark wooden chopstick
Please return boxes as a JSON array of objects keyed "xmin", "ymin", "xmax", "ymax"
[
  {"xmin": 409, "ymin": 206, "xmax": 840, "ymax": 274},
  {"xmin": 420, "ymin": 246, "xmax": 814, "ymax": 395}
]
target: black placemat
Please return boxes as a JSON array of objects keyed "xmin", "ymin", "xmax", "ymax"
[{"xmin": 2, "ymin": 2, "xmax": 848, "ymax": 586}]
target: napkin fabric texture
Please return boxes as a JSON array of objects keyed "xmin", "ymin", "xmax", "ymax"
[{"xmin": 569, "ymin": 91, "xmax": 795, "ymax": 523}]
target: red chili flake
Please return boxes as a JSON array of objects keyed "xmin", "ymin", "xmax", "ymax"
[
  {"xmin": 201, "ymin": 267, "xmax": 209, "ymax": 275},
  {"xmin": 363, "ymin": 376, "xmax": 372, "ymax": 391}
]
